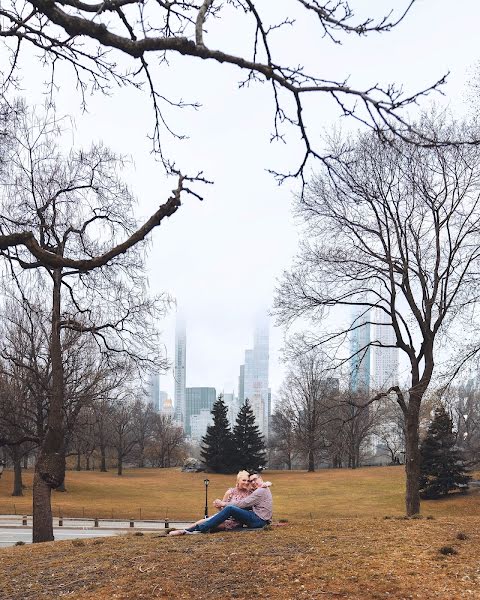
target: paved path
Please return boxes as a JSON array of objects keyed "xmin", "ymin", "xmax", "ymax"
[{"xmin": 0, "ymin": 516, "xmax": 194, "ymax": 547}]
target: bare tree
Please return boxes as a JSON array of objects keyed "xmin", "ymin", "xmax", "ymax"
[
  {"xmin": 443, "ymin": 382, "xmax": 480, "ymax": 467},
  {"xmin": 92, "ymin": 397, "xmax": 116, "ymax": 472},
  {"xmin": 373, "ymin": 399, "xmax": 406, "ymax": 464},
  {"xmin": 268, "ymin": 408, "xmax": 297, "ymax": 470},
  {"xmin": 0, "ymin": 1, "xmax": 454, "ymax": 180},
  {"xmin": 0, "ymin": 107, "xmax": 175, "ymax": 542},
  {"xmin": 147, "ymin": 413, "xmax": 186, "ymax": 468},
  {"xmin": 110, "ymin": 398, "xmax": 139, "ymax": 476},
  {"xmin": 279, "ymin": 348, "xmax": 338, "ymax": 472},
  {"xmin": 130, "ymin": 399, "xmax": 155, "ymax": 469},
  {"xmin": 275, "ymin": 116, "xmax": 480, "ymax": 514}
]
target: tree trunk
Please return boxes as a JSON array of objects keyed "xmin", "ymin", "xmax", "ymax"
[
  {"xmin": 12, "ymin": 454, "xmax": 23, "ymax": 497},
  {"xmin": 76, "ymin": 451, "xmax": 81, "ymax": 471},
  {"xmin": 33, "ymin": 472, "xmax": 54, "ymax": 543},
  {"xmin": 307, "ymin": 449, "xmax": 315, "ymax": 472},
  {"xmin": 137, "ymin": 446, "xmax": 145, "ymax": 468},
  {"xmin": 100, "ymin": 444, "xmax": 107, "ymax": 472},
  {"xmin": 117, "ymin": 451, "xmax": 123, "ymax": 476},
  {"xmin": 405, "ymin": 397, "xmax": 421, "ymax": 516},
  {"xmin": 33, "ymin": 268, "xmax": 66, "ymax": 543},
  {"xmin": 86, "ymin": 455, "xmax": 90, "ymax": 470}
]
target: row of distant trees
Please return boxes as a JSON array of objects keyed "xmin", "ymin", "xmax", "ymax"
[
  {"xmin": 0, "ymin": 343, "xmax": 188, "ymax": 497},
  {"xmin": 268, "ymin": 347, "xmax": 480, "ymax": 479}
]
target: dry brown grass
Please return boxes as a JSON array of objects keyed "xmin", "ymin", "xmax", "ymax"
[
  {"xmin": 2, "ymin": 516, "xmax": 480, "ymax": 599},
  {"xmin": 0, "ymin": 466, "xmax": 477, "ymax": 519},
  {"xmin": 1, "ymin": 467, "xmax": 480, "ymax": 599}
]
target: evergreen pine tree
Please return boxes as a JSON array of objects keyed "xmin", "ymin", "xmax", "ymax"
[
  {"xmin": 233, "ymin": 398, "xmax": 267, "ymax": 472},
  {"xmin": 419, "ymin": 404, "xmax": 471, "ymax": 499},
  {"xmin": 200, "ymin": 395, "xmax": 236, "ymax": 473}
]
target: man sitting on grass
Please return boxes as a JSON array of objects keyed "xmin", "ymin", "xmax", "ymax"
[{"xmin": 169, "ymin": 472, "xmax": 272, "ymax": 535}]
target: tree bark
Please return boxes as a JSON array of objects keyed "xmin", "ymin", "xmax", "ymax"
[
  {"xmin": 117, "ymin": 450, "xmax": 123, "ymax": 476},
  {"xmin": 32, "ymin": 268, "xmax": 66, "ymax": 542},
  {"xmin": 404, "ymin": 396, "xmax": 421, "ymax": 516},
  {"xmin": 307, "ymin": 449, "xmax": 315, "ymax": 472},
  {"xmin": 76, "ymin": 451, "xmax": 81, "ymax": 471},
  {"xmin": 12, "ymin": 453, "xmax": 23, "ymax": 497},
  {"xmin": 32, "ymin": 472, "xmax": 54, "ymax": 543},
  {"xmin": 100, "ymin": 444, "xmax": 107, "ymax": 472}
]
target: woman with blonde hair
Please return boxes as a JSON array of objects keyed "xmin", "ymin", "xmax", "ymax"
[
  {"xmin": 220, "ymin": 470, "xmax": 252, "ymax": 530},
  {"xmin": 169, "ymin": 470, "xmax": 270, "ymax": 535}
]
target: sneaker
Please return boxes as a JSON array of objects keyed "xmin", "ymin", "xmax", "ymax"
[
  {"xmin": 184, "ymin": 530, "xmax": 203, "ymax": 535},
  {"xmin": 168, "ymin": 529, "xmax": 187, "ymax": 536}
]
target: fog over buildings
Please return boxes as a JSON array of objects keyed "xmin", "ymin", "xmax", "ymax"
[
  {"xmin": 8, "ymin": 1, "xmax": 478, "ymax": 424},
  {"xmin": 148, "ymin": 312, "xmax": 271, "ymax": 443}
]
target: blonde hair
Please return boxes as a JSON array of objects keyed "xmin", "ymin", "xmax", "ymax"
[{"xmin": 236, "ymin": 470, "xmax": 250, "ymax": 483}]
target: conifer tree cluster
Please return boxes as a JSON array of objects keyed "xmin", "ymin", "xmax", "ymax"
[
  {"xmin": 201, "ymin": 397, "xmax": 266, "ymax": 474},
  {"xmin": 419, "ymin": 405, "xmax": 471, "ymax": 499}
]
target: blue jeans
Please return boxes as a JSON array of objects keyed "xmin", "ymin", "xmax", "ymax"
[{"xmin": 187, "ymin": 506, "xmax": 268, "ymax": 533}]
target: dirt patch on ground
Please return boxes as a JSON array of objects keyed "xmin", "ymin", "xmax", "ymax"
[{"xmin": 1, "ymin": 516, "xmax": 480, "ymax": 599}]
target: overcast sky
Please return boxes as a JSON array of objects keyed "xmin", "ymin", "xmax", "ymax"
[{"xmin": 8, "ymin": 0, "xmax": 480, "ymax": 404}]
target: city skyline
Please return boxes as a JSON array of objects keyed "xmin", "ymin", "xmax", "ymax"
[{"xmin": 157, "ymin": 312, "xmax": 271, "ymax": 440}]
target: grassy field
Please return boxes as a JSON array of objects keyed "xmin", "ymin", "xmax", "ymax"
[
  {"xmin": 1, "ymin": 467, "xmax": 480, "ymax": 599},
  {"xmin": 0, "ymin": 465, "xmax": 478, "ymax": 520}
]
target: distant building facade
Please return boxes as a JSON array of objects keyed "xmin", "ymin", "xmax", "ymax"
[
  {"xmin": 371, "ymin": 307, "xmax": 399, "ymax": 391},
  {"xmin": 190, "ymin": 409, "xmax": 214, "ymax": 443},
  {"xmin": 241, "ymin": 316, "xmax": 270, "ymax": 437},
  {"xmin": 147, "ymin": 373, "xmax": 160, "ymax": 411},
  {"xmin": 350, "ymin": 307, "xmax": 371, "ymax": 394},
  {"xmin": 185, "ymin": 387, "xmax": 216, "ymax": 438},
  {"xmin": 223, "ymin": 392, "xmax": 240, "ymax": 428},
  {"xmin": 160, "ymin": 396, "xmax": 175, "ymax": 418},
  {"xmin": 174, "ymin": 315, "xmax": 187, "ymax": 426}
]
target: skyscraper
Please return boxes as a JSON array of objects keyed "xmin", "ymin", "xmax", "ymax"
[
  {"xmin": 185, "ymin": 387, "xmax": 216, "ymax": 437},
  {"xmin": 224, "ymin": 392, "xmax": 240, "ymax": 428},
  {"xmin": 242, "ymin": 316, "xmax": 270, "ymax": 437},
  {"xmin": 147, "ymin": 373, "xmax": 160, "ymax": 411},
  {"xmin": 350, "ymin": 307, "xmax": 371, "ymax": 394},
  {"xmin": 371, "ymin": 307, "xmax": 399, "ymax": 390},
  {"xmin": 174, "ymin": 315, "xmax": 187, "ymax": 426},
  {"xmin": 238, "ymin": 364, "xmax": 245, "ymax": 404}
]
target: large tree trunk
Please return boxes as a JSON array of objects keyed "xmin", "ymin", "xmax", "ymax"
[
  {"xmin": 404, "ymin": 396, "xmax": 421, "ymax": 516},
  {"xmin": 33, "ymin": 268, "xmax": 66, "ymax": 543},
  {"xmin": 12, "ymin": 452, "xmax": 23, "ymax": 497},
  {"xmin": 137, "ymin": 445, "xmax": 145, "ymax": 468},
  {"xmin": 117, "ymin": 450, "xmax": 123, "ymax": 476},
  {"xmin": 307, "ymin": 449, "xmax": 315, "ymax": 472},
  {"xmin": 32, "ymin": 472, "xmax": 54, "ymax": 542},
  {"xmin": 100, "ymin": 443, "xmax": 107, "ymax": 472},
  {"xmin": 76, "ymin": 451, "xmax": 81, "ymax": 471}
]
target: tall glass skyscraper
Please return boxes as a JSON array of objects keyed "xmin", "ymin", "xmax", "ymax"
[
  {"xmin": 241, "ymin": 316, "xmax": 270, "ymax": 437},
  {"xmin": 350, "ymin": 307, "xmax": 371, "ymax": 394},
  {"xmin": 174, "ymin": 315, "xmax": 187, "ymax": 426},
  {"xmin": 147, "ymin": 373, "xmax": 160, "ymax": 411},
  {"xmin": 185, "ymin": 387, "xmax": 216, "ymax": 436},
  {"xmin": 371, "ymin": 307, "xmax": 399, "ymax": 391}
]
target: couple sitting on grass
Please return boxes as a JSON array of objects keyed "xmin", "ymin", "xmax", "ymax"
[{"xmin": 169, "ymin": 470, "xmax": 273, "ymax": 536}]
